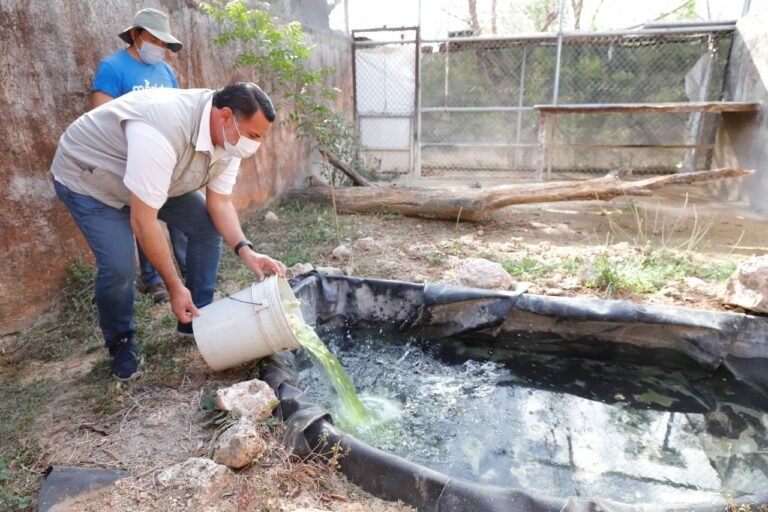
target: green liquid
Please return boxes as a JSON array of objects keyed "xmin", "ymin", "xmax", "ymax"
[{"xmin": 284, "ymin": 300, "xmax": 369, "ymax": 426}]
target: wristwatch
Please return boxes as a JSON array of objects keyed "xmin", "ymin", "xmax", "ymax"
[{"xmin": 233, "ymin": 239, "xmax": 254, "ymax": 256}]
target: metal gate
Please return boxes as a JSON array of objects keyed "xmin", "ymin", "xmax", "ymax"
[{"xmin": 352, "ymin": 27, "xmax": 419, "ymax": 177}]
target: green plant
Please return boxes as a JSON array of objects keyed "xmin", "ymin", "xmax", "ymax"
[
  {"xmin": 202, "ymin": 0, "xmax": 367, "ymax": 186},
  {"xmin": 0, "ymin": 381, "xmax": 48, "ymax": 511},
  {"xmin": 502, "ymin": 256, "xmax": 555, "ymax": 278}
]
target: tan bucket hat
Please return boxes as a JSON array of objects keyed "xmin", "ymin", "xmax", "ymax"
[{"xmin": 118, "ymin": 8, "xmax": 183, "ymax": 53}]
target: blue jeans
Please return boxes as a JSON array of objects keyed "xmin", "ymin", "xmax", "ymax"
[
  {"xmin": 137, "ymin": 225, "xmax": 188, "ymax": 287},
  {"xmin": 54, "ymin": 180, "xmax": 222, "ymax": 347}
]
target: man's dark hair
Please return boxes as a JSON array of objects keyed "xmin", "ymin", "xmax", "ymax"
[{"xmin": 212, "ymin": 82, "xmax": 276, "ymax": 123}]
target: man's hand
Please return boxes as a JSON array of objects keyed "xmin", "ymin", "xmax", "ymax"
[
  {"xmin": 168, "ymin": 283, "xmax": 200, "ymax": 323},
  {"xmin": 240, "ymin": 250, "xmax": 287, "ymax": 281}
]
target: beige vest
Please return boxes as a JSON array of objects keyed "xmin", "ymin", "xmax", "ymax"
[{"xmin": 51, "ymin": 88, "xmax": 232, "ymax": 209}]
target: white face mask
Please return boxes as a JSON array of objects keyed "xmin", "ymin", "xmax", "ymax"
[
  {"xmin": 222, "ymin": 118, "xmax": 261, "ymax": 158},
  {"xmin": 137, "ymin": 39, "xmax": 166, "ymax": 65}
]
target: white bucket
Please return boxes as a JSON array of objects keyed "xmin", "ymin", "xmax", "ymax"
[{"xmin": 192, "ymin": 276, "xmax": 304, "ymax": 371}]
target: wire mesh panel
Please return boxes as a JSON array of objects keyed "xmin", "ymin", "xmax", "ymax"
[
  {"xmin": 418, "ymin": 29, "xmax": 734, "ymax": 178},
  {"xmin": 354, "ymin": 32, "xmax": 417, "ymax": 176}
]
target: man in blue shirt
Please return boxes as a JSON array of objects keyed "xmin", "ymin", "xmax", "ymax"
[{"xmin": 91, "ymin": 8, "xmax": 187, "ymax": 304}]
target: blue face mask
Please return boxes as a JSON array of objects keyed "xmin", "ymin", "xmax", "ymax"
[{"xmin": 137, "ymin": 39, "xmax": 166, "ymax": 65}]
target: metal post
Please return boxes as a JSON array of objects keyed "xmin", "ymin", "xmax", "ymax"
[
  {"xmin": 415, "ymin": 0, "xmax": 423, "ymax": 178},
  {"xmin": 515, "ymin": 45, "xmax": 528, "ymax": 169},
  {"xmin": 344, "ymin": 0, "xmax": 350, "ymax": 35},
  {"xmin": 552, "ymin": 0, "xmax": 566, "ymax": 106},
  {"xmin": 413, "ymin": 26, "xmax": 421, "ymax": 177}
]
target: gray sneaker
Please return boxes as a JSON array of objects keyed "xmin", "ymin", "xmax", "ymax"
[{"xmin": 108, "ymin": 337, "xmax": 143, "ymax": 381}]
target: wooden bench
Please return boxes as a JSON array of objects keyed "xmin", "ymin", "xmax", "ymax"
[{"xmin": 533, "ymin": 101, "xmax": 760, "ymax": 180}]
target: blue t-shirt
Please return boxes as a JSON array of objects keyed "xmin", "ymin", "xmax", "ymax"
[{"xmin": 92, "ymin": 48, "xmax": 179, "ymax": 98}]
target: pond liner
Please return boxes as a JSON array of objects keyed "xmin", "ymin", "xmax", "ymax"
[
  {"xmin": 260, "ymin": 272, "xmax": 768, "ymax": 512},
  {"xmin": 37, "ymin": 466, "xmax": 128, "ymax": 512}
]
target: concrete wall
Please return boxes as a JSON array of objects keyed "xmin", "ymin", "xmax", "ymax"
[
  {"xmin": 0, "ymin": 0, "xmax": 352, "ymax": 334},
  {"xmin": 713, "ymin": 4, "xmax": 768, "ymax": 208}
]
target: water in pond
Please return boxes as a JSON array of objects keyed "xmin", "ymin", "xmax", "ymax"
[{"xmin": 295, "ymin": 327, "xmax": 768, "ymax": 505}]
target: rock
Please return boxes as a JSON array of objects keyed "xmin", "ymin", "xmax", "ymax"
[
  {"xmin": 658, "ymin": 286, "xmax": 681, "ymax": 299},
  {"xmin": 514, "ymin": 282, "xmax": 532, "ymax": 294},
  {"xmin": 213, "ymin": 418, "xmax": 266, "ymax": 469},
  {"xmin": 545, "ymin": 288, "xmax": 564, "ymax": 296},
  {"xmin": 286, "ymin": 262, "xmax": 314, "ymax": 279},
  {"xmin": 156, "ymin": 457, "xmax": 230, "ymax": 499},
  {"xmin": 458, "ymin": 258, "xmax": 514, "ymax": 290},
  {"xmin": 352, "ymin": 237, "xmax": 379, "ymax": 251},
  {"xmin": 683, "ymin": 276, "xmax": 708, "ymax": 291},
  {"xmin": 264, "ymin": 211, "xmax": 279, "ymax": 223},
  {"xmin": 215, "ymin": 379, "xmax": 278, "ymax": 423},
  {"xmin": 476, "ymin": 230, "xmax": 484, "ymax": 237},
  {"xmin": 315, "ymin": 266, "xmax": 345, "ymax": 276},
  {"xmin": 331, "ymin": 245, "xmax": 351, "ymax": 261},
  {"xmin": 723, "ymin": 256, "xmax": 768, "ymax": 313}
]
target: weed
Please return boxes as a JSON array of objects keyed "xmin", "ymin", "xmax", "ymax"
[
  {"xmin": 502, "ymin": 257, "xmax": 555, "ymax": 278},
  {"xmin": 696, "ymin": 261, "xmax": 737, "ymax": 282},
  {"xmin": 10, "ymin": 259, "xmax": 99, "ymax": 363},
  {"xmin": 0, "ymin": 380, "xmax": 49, "ymax": 511}
]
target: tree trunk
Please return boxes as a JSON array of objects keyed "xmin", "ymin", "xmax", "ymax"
[{"xmin": 283, "ymin": 168, "xmax": 752, "ymax": 222}]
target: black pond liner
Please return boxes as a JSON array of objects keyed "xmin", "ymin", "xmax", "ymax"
[{"xmin": 261, "ymin": 272, "xmax": 768, "ymax": 512}]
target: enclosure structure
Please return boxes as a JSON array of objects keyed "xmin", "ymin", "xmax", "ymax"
[
  {"xmin": 264, "ymin": 273, "xmax": 768, "ymax": 511},
  {"xmin": 353, "ymin": 23, "xmax": 741, "ymax": 179}
]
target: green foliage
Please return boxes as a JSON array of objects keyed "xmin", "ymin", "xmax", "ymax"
[
  {"xmin": 502, "ymin": 256, "xmax": 556, "ymax": 277},
  {"xmin": 0, "ymin": 381, "xmax": 47, "ymax": 511},
  {"xmin": 583, "ymin": 249, "xmax": 733, "ymax": 297},
  {"xmin": 202, "ymin": 0, "xmax": 367, "ymax": 185}
]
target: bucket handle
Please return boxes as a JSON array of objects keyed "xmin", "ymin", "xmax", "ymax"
[{"xmin": 224, "ymin": 294, "xmax": 269, "ymax": 313}]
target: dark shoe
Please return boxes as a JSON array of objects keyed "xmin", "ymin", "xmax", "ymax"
[
  {"xmin": 108, "ymin": 336, "xmax": 142, "ymax": 381},
  {"xmin": 176, "ymin": 321, "xmax": 194, "ymax": 340},
  {"xmin": 147, "ymin": 283, "xmax": 170, "ymax": 304}
]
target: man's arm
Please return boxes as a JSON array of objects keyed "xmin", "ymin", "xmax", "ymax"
[
  {"xmin": 205, "ymin": 188, "xmax": 286, "ymax": 280},
  {"xmin": 130, "ymin": 194, "xmax": 198, "ymax": 322}
]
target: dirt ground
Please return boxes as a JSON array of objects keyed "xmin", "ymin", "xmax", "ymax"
[{"xmin": 3, "ymin": 177, "xmax": 768, "ymax": 512}]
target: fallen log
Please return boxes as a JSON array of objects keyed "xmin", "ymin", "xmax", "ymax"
[{"xmin": 283, "ymin": 168, "xmax": 753, "ymax": 222}]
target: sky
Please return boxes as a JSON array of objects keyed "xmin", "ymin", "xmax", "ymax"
[{"xmin": 329, "ymin": 0, "xmax": 754, "ymax": 39}]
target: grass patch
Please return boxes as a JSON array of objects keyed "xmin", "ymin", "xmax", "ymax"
[
  {"xmin": 501, "ymin": 256, "xmax": 582, "ymax": 280},
  {"xmin": 218, "ymin": 201, "xmax": 362, "ymax": 286},
  {"xmin": 10, "ymin": 259, "xmax": 99, "ymax": 363},
  {"xmin": 0, "ymin": 380, "xmax": 49, "ymax": 511},
  {"xmin": 584, "ymin": 249, "xmax": 735, "ymax": 297}
]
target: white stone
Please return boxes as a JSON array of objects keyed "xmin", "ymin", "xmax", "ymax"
[
  {"xmin": 458, "ymin": 258, "xmax": 514, "ymax": 290},
  {"xmin": 545, "ymin": 288, "xmax": 564, "ymax": 296},
  {"xmin": 723, "ymin": 255, "xmax": 768, "ymax": 313},
  {"xmin": 658, "ymin": 286, "xmax": 681, "ymax": 299},
  {"xmin": 215, "ymin": 379, "xmax": 278, "ymax": 423},
  {"xmin": 264, "ymin": 211, "xmax": 279, "ymax": 223},
  {"xmin": 286, "ymin": 262, "xmax": 314, "ymax": 279},
  {"xmin": 213, "ymin": 418, "xmax": 266, "ymax": 469},
  {"xmin": 352, "ymin": 237, "xmax": 379, "ymax": 251},
  {"xmin": 331, "ymin": 245, "xmax": 351, "ymax": 261},
  {"xmin": 683, "ymin": 276, "xmax": 708, "ymax": 291},
  {"xmin": 156, "ymin": 457, "xmax": 230, "ymax": 498}
]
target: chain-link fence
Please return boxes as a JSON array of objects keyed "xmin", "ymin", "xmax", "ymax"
[{"xmin": 354, "ymin": 26, "xmax": 735, "ymax": 179}]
